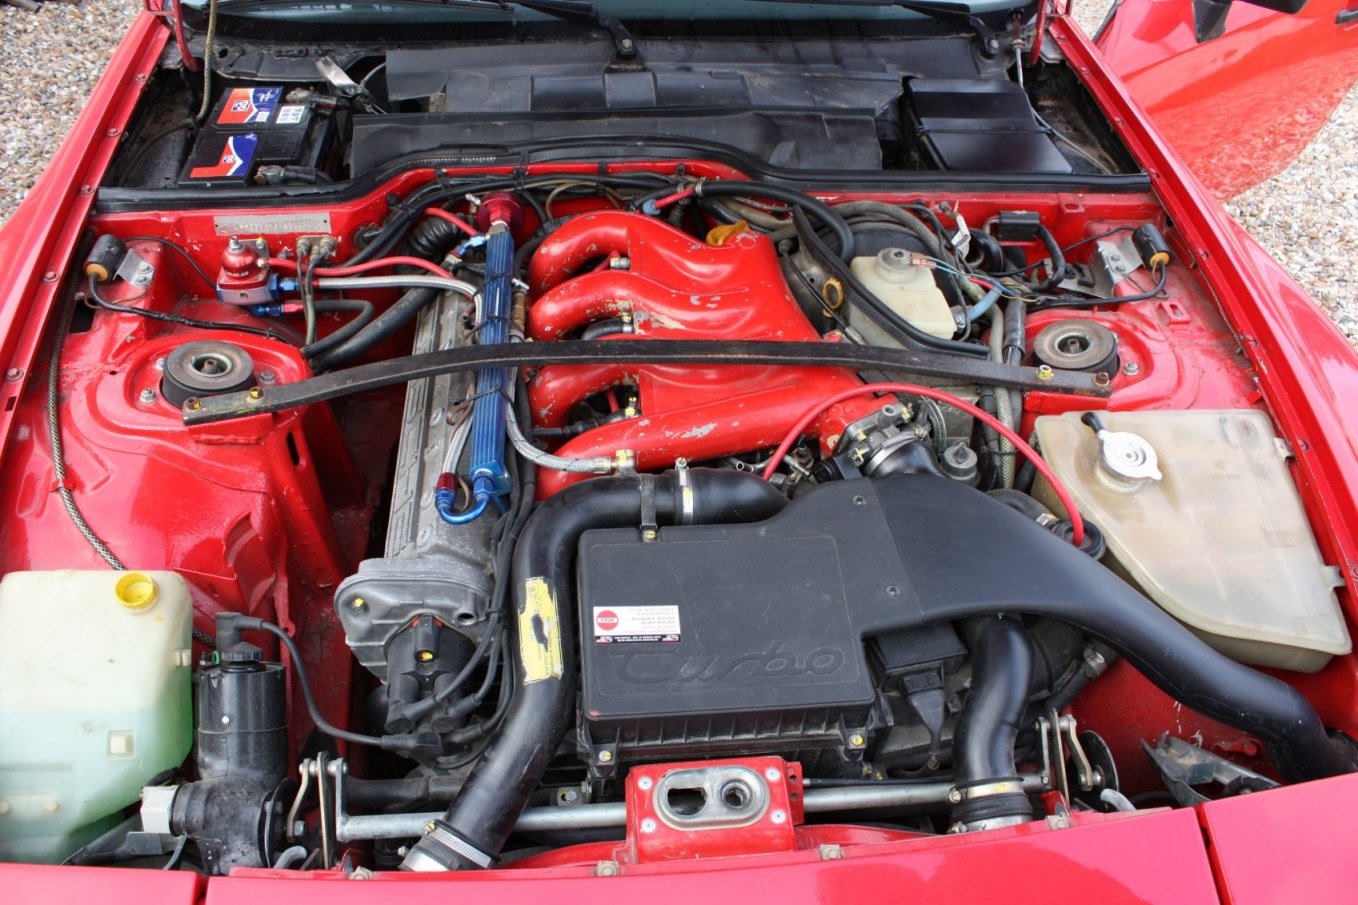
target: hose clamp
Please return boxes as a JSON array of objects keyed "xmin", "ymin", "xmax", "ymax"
[
  {"xmin": 404, "ymin": 823, "xmax": 494, "ymax": 871},
  {"xmin": 675, "ymin": 457, "xmax": 694, "ymax": 525},
  {"xmin": 950, "ymin": 779, "xmax": 1027, "ymax": 803}
]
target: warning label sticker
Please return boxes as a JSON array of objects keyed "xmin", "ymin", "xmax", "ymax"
[
  {"xmin": 593, "ymin": 605, "xmax": 681, "ymax": 644},
  {"xmin": 276, "ymin": 105, "xmax": 307, "ymax": 125}
]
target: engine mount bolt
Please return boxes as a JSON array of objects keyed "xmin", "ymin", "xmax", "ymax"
[
  {"xmin": 849, "ymin": 734, "xmax": 866, "ymax": 747},
  {"xmin": 139, "ymin": 388, "xmax": 157, "ymax": 404},
  {"xmin": 598, "ymin": 750, "xmax": 614, "ymax": 763},
  {"xmin": 1123, "ymin": 361, "xmax": 1141, "ymax": 376},
  {"xmin": 1036, "ymin": 364, "xmax": 1055, "ymax": 381}
]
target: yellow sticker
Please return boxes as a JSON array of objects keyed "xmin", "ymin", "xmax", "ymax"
[{"xmin": 519, "ymin": 577, "xmax": 564, "ymax": 685}]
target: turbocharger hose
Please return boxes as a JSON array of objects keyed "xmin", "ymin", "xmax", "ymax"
[
  {"xmin": 950, "ymin": 617, "xmax": 1035, "ymax": 829},
  {"xmin": 399, "ymin": 469, "xmax": 788, "ymax": 871}
]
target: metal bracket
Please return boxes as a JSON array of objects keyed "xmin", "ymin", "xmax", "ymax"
[
  {"xmin": 1144, "ymin": 735, "xmax": 1278, "ymax": 807},
  {"xmin": 1036, "ymin": 711, "xmax": 1097, "ymax": 802}
]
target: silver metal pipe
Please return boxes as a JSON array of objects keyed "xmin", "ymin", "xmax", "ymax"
[
  {"xmin": 336, "ymin": 774, "xmax": 1044, "ymax": 842},
  {"xmin": 315, "ymin": 275, "xmax": 479, "ymax": 299}
]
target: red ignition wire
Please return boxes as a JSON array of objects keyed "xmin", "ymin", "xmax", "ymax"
[{"xmin": 760, "ymin": 382, "xmax": 1086, "ymax": 546}]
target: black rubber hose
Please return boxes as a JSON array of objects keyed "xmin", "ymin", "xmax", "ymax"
[
  {"xmin": 696, "ymin": 180, "xmax": 854, "ymax": 261},
  {"xmin": 400, "ymin": 469, "xmax": 788, "ymax": 872},
  {"xmin": 309, "ymin": 284, "xmax": 441, "ymax": 372},
  {"xmin": 950, "ymin": 617, "xmax": 1036, "ymax": 829},
  {"xmin": 864, "ymin": 475, "xmax": 1358, "ymax": 783},
  {"xmin": 300, "ymin": 299, "xmax": 375, "ymax": 360},
  {"xmin": 1030, "ymin": 227, "xmax": 1068, "ymax": 292},
  {"xmin": 407, "ymin": 216, "xmax": 461, "ymax": 262}
]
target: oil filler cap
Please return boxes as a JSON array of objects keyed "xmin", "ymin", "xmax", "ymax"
[{"xmin": 161, "ymin": 341, "xmax": 256, "ymax": 408}]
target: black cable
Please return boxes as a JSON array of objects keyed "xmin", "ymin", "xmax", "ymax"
[
  {"xmin": 300, "ymin": 298, "xmax": 376, "ymax": 359},
  {"xmin": 1032, "ymin": 265, "xmax": 1168, "ymax": 309},
  {"xmin": 88, "ymin": 278, "xmax": 294, "ymax": 344},
  {"xmin": 989, "ymin": 226, "xmax": 1137, "ymax": 278},
  {"xmin": 696, "ymin": 180, "xmax": 855, "ymax": 261},
  {"xmin": 123, "ymin": 236, "xmax": 217, "ymax": 289},
  {"xmin": 246, "ymin": 619, "xmax": 417, "ymax": 751}
]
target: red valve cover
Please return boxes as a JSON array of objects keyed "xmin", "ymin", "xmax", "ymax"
[{"xmin": 525, "ymin": 211, "xmax": 879, "ymax": 497}]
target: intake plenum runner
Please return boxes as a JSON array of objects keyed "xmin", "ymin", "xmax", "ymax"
[{"xmin": 400, "ymin": 469, "xmax": 788, "ymax": 872}]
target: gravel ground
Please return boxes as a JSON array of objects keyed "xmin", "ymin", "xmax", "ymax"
[{"xmin": 0, "ymin": 0, "xmax": 1354, "ymax": 344}]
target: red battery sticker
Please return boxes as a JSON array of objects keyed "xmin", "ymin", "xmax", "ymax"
[
  {"xmin": 189, "ymin": 133, "xmax": 258, "ymax": 179},
  {"xmin": 217, "ymin": 87, "xmax": 283, "ymax": 125}
]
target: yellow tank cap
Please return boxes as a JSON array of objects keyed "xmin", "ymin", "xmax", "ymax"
[
  {"xmin": 706, "ymin": 220, "xmax": 750, "ymax": 247},
  {"xmin": 115, "ymin": 572, "xmax": 159, "ymax": 610}
]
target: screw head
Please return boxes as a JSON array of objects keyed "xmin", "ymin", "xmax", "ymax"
[
  {"xmin": 948, "ymin": 789, "xmax": 963, "ymax": 804},
  {"xmin": 424, "ymin": 822, "xmax": 437, "ymax": 834},
  {"xmin": 248, "ymin": 386, "xmax": 264, "ymax": 399},
  {"xmin": 637, "ymin": 776, "xmax": 653, "ymax": 790},
  {"xmin": 640, "ymin": 818, "xmax": 656, "ymax": 833},
  {"xmin": 598, "ymin": 750, "xmax": 613, "ymax": 763},
  {"xmin": 849, "ymin": 733, "xmax": 866, "ymax": 747},
  {"xmin": 1123, "ymin": 361, "xmax": 1141, "ymax": 376},
  {"xmin": 770, "ymin": 809, "xmax": 787, "ymax": 824},
  {"xmin": 4, "ymin": 368, "xmax": 23, "ymax": 381},
  {"xmin": 139, "ymin": 387, "xmax": 157, "ymax": 404},
  {"xmin": 350, "ymin": 597, "xmax": 368, "ymax": 614},
  {"xmin": 1036, "ymin": 364, "xmax": 1055, "ymax": 381}
]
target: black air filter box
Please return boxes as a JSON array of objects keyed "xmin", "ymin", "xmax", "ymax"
[{"xmin": 577, "ymin": 529, "xmax": 883, "ymax": 775}]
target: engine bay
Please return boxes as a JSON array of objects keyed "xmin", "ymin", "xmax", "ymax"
[{"xmin": 1, "ymin": 32, "xmax": 1357, "ymax": 878}]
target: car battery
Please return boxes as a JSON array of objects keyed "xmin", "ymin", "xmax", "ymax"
[{"xmin": 179, "ymin": 86, "xmax": 332, "ymax": 187}]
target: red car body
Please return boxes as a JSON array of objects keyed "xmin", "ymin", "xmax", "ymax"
[{"xmin": 0, "ymin": 3, "xmax": 1356, "ymax": 901}]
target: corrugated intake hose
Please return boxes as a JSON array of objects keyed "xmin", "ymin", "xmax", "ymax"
[
  {"xmin": 399, "ymin": 469, "xmax": 789, "ymax": 871},
  {"xmin": 949, "ymin": 617, "xmax": 1035, "ymax": 831}
]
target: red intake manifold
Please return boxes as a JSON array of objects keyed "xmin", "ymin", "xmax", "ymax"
[{"xmin": 525, "ymin": 210, "xmax": 878, "ymax": 496}]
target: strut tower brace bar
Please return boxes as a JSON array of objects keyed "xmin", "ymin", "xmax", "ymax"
[{"xmin": 181, "ymin": 338, "xmax": 1110, "ymax": 425}]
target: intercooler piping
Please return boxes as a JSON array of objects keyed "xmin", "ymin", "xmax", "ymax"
[
  {"xmin": 399, "ymin": 469, "xmax": 789, "ymax": 872},
  {"xmin": 949, "ymin": 617, "xmax": 1035, "ymax": 831}
]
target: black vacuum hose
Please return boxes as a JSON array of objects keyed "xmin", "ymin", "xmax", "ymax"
[
  {"xmin": 695, "ymin": 180, "xmax": 855, "ymax": 261},
  {"xmin": 950, "ymin": 617, "xmax": 1036, "ymax": 830},
  {"xmin": 400, "ymin": 469, "xmax": 788, "ymax": 871},
  {"xmin": 310, "ymin": 284, "xmax": 440, "ymax": 372}
]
